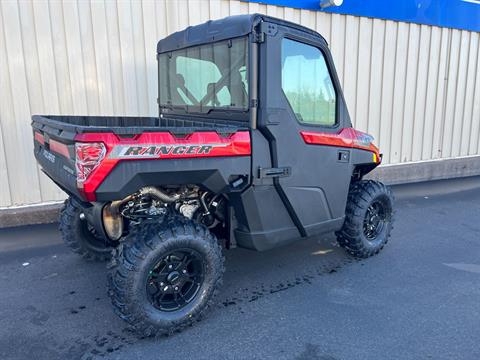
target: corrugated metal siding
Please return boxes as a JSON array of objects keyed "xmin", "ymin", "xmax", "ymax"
[{"xmin": 0, "ymin": 0, "xmax": 479, "ymax": 207}]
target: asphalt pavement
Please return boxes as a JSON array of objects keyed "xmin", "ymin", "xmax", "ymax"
[{"xmin": 0, "ymin": 177, "xmax": 479, "ymax": 360}]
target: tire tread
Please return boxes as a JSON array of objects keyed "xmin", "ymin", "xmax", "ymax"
[
  {"xmin": 59, "ymin": 198, "xmax": 112, "ymax": 262},
  {"xmin": 107, "ymin": 217, "xmax": 224, "ymax": 337},
  {"xmin": 336, "ymin": 180, "xmax": 394, "ymax": 259}
]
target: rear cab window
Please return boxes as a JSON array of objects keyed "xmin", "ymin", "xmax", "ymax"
[{"xmin": 158, "ymin": 37, "xmax": 249, "ymax": 114}]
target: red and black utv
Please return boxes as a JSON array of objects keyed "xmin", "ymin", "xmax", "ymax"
[{"xmin": 32, "ymin": 14, "xmax": 394, "ymax": 335}]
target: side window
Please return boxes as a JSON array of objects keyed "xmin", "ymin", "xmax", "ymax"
[{"xmin": 281, "ymin": 38, "xmax": 336, "ymax": 126}]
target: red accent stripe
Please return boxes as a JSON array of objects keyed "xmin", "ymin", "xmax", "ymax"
[
  {"xmin": 34, "ymin": 132, "xmax": 45, "ymax": 145},
  {"xmin": 300, "ymin": 128, "xmax": 380, "ymax": 160},
  {"xmin": 74, "ymin": 131, "xmax": 251, "ymax": 201},
  {"xmin": 49, "ymin": 139, "xmax": 70, "ymax": 159}
]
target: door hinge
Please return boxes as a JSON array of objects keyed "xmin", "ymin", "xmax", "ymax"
[
  {"xmin": 253, "ymin": 22, "xmax": 278, "ymax": 43},
  {"xmin": 258, "ymin": 166, "xmax": 291, "ymax": 179}
]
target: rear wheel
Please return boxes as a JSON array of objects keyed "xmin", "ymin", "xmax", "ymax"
[
  {"xmin": 59, "ymin": 197, "xmax": 113, "ymax": 261},
  {"xmin": 107, "ymin": 218, "xmax": 224, "ymax": 336},
  {"xmin": 336, "ymin": 180, "xmax": 394, "ymax": 258}
]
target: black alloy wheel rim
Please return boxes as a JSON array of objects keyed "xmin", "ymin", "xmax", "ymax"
[
  {"xmin": 146, "ymin": 249, "xmax": 204, "ymax": 312},
  {"xmin": 363, "ymin": 199, "xmax": 388, "ymax": 241}
]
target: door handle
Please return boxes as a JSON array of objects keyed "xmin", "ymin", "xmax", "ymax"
[
  {"xmin": 258, "ymin": 166, "xmax": 291, "ymax": 178},
  {"xmin": 337, "ymin": 150, "xmax": 350, "ymax": 163}
]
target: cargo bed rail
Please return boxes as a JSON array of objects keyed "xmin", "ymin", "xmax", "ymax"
[{"xmin": 32, "ymin": 115, "xmax": 247, "ymax": 139}]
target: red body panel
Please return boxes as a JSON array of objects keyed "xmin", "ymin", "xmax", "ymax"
[
  {"xmin": 74, "ymin": 131, "xmax": 251, "ymax": 201},
  {"xmin": 300, "ymin": 128, "xmax": 381, "ymax": 162}
]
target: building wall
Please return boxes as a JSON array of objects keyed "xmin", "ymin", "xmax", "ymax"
[{"xmin": 0, "ymin": 0, "xmax": 479, "ymax": 208}]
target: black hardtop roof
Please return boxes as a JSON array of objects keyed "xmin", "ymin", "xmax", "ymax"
[{"xmin": 156, "ymin": 13, "xmax": 325, "ymax": 54}]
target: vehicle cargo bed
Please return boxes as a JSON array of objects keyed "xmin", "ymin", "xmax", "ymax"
[{"xmin": 32, "ymin": 114, "xmax": 251, "ymax": 202}]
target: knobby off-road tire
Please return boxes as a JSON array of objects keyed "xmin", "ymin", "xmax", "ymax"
[
  {"xmin": 336, "ymin": 180, "xmax": 394, "ymax": 259},
  {"xmin": 59, "ymin": 197, "xmax": 113, "ymax": 261},
  {"xmin": 107, "ymin": 218, "xmax": 225, "ymax": 337}
]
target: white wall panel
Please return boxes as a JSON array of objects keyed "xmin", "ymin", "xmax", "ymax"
[
  {"xmin": 142, "ymin": 0, "xmax": 161, "ymax": 116},
  {"xmin": 90, "ymin": 0, "xmax": 115, "ymax": 115},
  {"xmin": 0, "ymin": 0, "xmax": 479, "ymax": 207},
  {"xmin": 431, "ymin": 28, "xmax": 450, "ymax": 160},
  {"xmin": 48, "ymin": 0, "xmax": 75, "ymax": 114},
  {"xmin": 411, "ymin": 25, "xmax": 430, "ymax": 162},
  {"xmin": 356, "ymin": 17, "xmax": 372, "ymax": 133},
  {"xmin": 442, "ymin": 30, "xmax": 461, "ymax": 158},
  {"xmin": 343, "ymin": 15, "xmax": 359, "ymax": 122},
  {"xmin": 390, "ymin": 22, "xmax": 409, "ymax": 164},
  {"xmin": 0, "ymin": 1, "xmax": 42, "ymax": 205},
  {"xmin": 461, "ymin": 32, "xmax": 479, "ymax": 157},
  {"xmin": 451, "ymin": 31, "xmax": 470, "ymax": 158},
  {"xmin": 401, "ymin": 23, "xmax": 420, "ymax": 163},
  {"xmin": 421, "ymin": 26, "xmax": 440, "ymax": 161},
  {"xmin": 315, "ymin": 12, "xmax": 330, "ymax": 45},
  {"xmin": 104, "ymin": 0, "xmax": 126, "ymax": 115},
  {"xmin": 469, "ymin": 34, "xmax": 480, "ymax": 155},
  {"xmin": 378, "ymin": 20, "xmax": 396, "ymax": 159},
  {"xmin": 367, "ymin": 19, "xmax": 385, "ymax": 142},
  {"xmin": 329, "ymin": 14, "xmax": 345, "ymax": 87}
]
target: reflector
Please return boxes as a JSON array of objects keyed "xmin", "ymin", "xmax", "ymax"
[{"xmin": 75, "ymin": 142, "xmax": 106, "ymax": 185}]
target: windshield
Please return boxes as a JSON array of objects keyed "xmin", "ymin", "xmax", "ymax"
[{"xmin": 158, "ymin": 37, "xmax": 249, "ymax": 113}]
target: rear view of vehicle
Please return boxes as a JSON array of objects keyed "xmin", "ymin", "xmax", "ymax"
[
  {"xmin": 32, "ymin": 14, "xmax": 394, "ymax": 336},
  {"xmin": 33, "ymin": 30, "xmax": 253, "ymax": 335}
]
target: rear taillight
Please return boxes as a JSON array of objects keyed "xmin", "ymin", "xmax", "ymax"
[
  {"xmin": 75, "ymin": 142, "xmax": 106, "ymax": 184},
  {"xmin": 352, "ymin": 130, "xmax": 375, "ymax": 148},
  {"xmin": 352, "ymin": 130, "xmax": 381, "ymax": 164}
]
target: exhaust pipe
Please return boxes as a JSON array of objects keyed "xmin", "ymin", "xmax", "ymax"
[
  {"xmin": 102, "ymin": 194, "xmax": 134, "ymax": 241},
  {"xmin": 139, "ymin": 186, "xmax": 181, "ymax": 203}
]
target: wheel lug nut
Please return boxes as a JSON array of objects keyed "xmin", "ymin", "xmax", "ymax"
[
  {"xmin": 160, "ymin": 282, "xmax": 164, "ymax": 286},
  {"xmin": 182, "ymin": 270, "xmax": 187, "ymax": 274},
  {"xmin": 174, "ymin": 287, "xmax": 179, "ymax": 291},
  {"xmin": 168, "ymin": 265, "xmax": 173, "ymax": 269}
]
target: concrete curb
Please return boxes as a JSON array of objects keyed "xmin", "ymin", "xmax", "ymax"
[
  {"xmin": 365, "ymin": 155, "xmax": 480, "ymax": 184},
  {"xmin": 0, "ymin": 202, "xmax": 63, "ymax": 228},
  {"xmin": 1, "ymin": 156, "xmax": 479, "ymax": 228}
]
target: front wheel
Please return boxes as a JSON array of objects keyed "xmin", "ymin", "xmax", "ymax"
[
  {"xmin": 107, "ymin": 218, "xmax": 224, "ymax": 336},
  {"xmin": 336, "ymin": 180, "xmax": 394, "ymax": 258}
]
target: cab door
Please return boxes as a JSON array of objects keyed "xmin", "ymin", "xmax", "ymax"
[{"xmin": 257, "ymin": 22, "xmax": 355, "ymax": 237}]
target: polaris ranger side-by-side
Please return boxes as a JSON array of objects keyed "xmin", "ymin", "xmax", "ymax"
[{"xmin": 32, "ymin": 14, "xmax": 394, "ymax": 335}]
